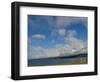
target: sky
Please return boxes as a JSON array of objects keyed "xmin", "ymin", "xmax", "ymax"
[{"xmin": 28, "ymin": 15, "xmax": 88, "ymax": 59}]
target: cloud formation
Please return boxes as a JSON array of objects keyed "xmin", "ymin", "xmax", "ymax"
[
  {"xmin": 28, "ymin": 16, "xmax": 87, "ymax": 59},
  {"xmin": 28, "ymin": 30, "xmax": 87, "ymax": 59},
  {"xmin": 65, "ymin": 30, "xmax": 85, "ymax": 50},
  {"xmin": 55, "ymin": 16, "xmax": 87, "ymax": 28},
  {"xmin": 29, "ymin": 16, "xmax": 87, "ymax": 29},
  {"xmin": 32, "ymin": 34, "xmax": 46, "ymax": 39},
  {"xmin": 58, "ymin": 28, "xmax": 66, "ymax": 36},
  {"xmin": 28, "ymin": 43, "xmax": 87, "ymax": 59}
]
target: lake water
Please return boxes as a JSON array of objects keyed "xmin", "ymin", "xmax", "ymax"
[{"xmin": 28, "ymin": 54, "xmax": 87, "ymax": 66}]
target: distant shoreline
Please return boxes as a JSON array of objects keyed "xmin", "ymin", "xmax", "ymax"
[
  {"xmin": 29, "ymin": 53, "xmax": 87, "ymax": 60},
  {"xmin": 28, "ymin": 53, "xmax": 87, "ymax": 66}
]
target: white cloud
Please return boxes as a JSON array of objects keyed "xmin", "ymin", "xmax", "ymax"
[
  {"xmin": 32, "ymin": 34, "xmax": 46, "ymax": 39},
  {"xmin": 55, "ymin": 16, "xmax": 87, "ymax": 28},
  {"xmin": 66, "ymin": 30, "xmax": 83, "ymax": 47},
  {"xmin": 30, "ymin": 16, "xmax": 87, "ymax": 30},
  {"xmin": 28, "ymin": 16, "xmax": 87, "ymax": 59},
  {"xmin": 58, "ymin": 28, "xmax": 66, "ymax": 36},
  {"xmin": 67, "ymin": 30, "xmax": 77, "ymax": 37},
  {"xmin": 28, "ymin": 43, "xmax": 87, "ymax": 59},
  {"xmin": 28, "ymin": 30, "xmax": 87, "ymax": 59},
  {"xmin": 65, "ymin": 30, "xmax": 87, "ymax": 54}
]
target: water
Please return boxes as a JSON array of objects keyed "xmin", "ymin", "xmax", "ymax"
[{"xmin": 28, "ymin": 54, "xmax": 87, "ymax": 66}]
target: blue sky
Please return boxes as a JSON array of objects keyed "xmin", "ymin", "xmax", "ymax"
[{"xmin": 28, "ymin": 15, "xmax": 87, "ymax": 59}]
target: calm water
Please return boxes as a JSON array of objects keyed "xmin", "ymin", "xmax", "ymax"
[{"xmin": 28, "ymin": 54, "xmax": 87, "ymax": 66}]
